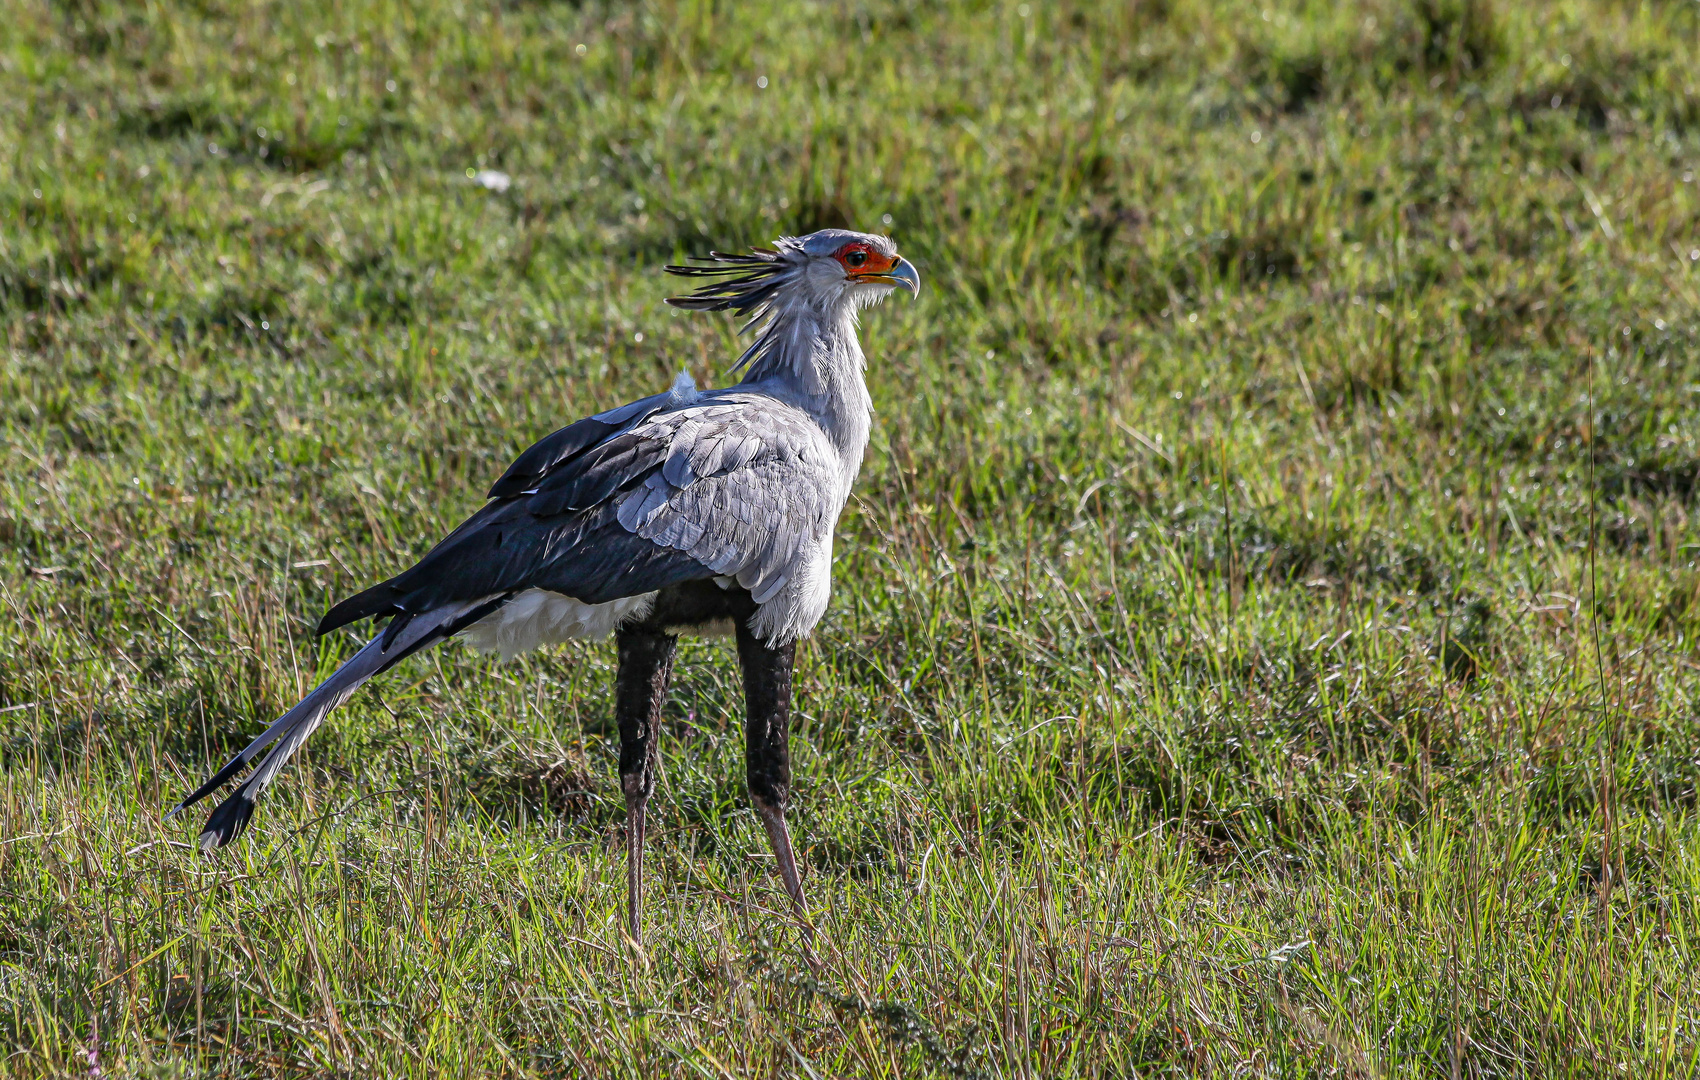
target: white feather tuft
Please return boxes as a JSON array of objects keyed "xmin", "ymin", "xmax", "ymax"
[{"xmin": 667, "ymin": 370, "xmax": 701, "ymax": 406}]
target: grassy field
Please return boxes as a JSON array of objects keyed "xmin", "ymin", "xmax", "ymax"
[{"xmin": 2, "ymin": 0, "xmax": 1700, "ymax": 1074}]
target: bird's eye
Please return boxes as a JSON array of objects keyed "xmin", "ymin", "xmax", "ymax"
[{"xmin": 845, "ymin": 250, "xmax": 867, "ymax": 268}]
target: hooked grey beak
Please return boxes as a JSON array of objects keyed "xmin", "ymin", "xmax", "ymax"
[{"xmin": 876, "ymin": 257, "xmax": 921, "ymax": 297}]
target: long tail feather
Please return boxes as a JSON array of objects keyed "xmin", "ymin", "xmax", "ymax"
[{"xmin": 172, "ymin": 597, "xmax": 502, "ymax": 850}]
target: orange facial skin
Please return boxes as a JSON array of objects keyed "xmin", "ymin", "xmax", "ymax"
[{"xmin": 832, "ymin": 242, "xmax": 899, "ymax": 277}]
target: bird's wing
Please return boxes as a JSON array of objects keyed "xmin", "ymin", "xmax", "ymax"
[
  {"xmin": 608, "ymin": 396, "xmax": 840, "ymax": 606},
  {"xmin": 485, "ymin": 389, "xmax": 674, "ymax": 500},
  {"xmin": 318, "ymin": 392, "xmax": 840, "ymax": 638}
]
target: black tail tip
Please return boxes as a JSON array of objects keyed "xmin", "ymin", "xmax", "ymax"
[{"xmin": 197, "ymin": 788, "xmax": 258, "ymax": 852}]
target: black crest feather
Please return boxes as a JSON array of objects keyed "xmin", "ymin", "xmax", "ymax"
[{"xmin": 664, "ymin": 245, "xmax": 795, "ymax": 315}]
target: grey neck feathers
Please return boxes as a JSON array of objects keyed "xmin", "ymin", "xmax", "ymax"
[
  {"xmin": 736, "ymin": 291, "xmax": 864, "ymax": 400},
  {"xmin": 737, "ymin": 295, "xmax": 872, "ymax": 462}
]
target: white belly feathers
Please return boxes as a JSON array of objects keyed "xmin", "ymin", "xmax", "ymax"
[{"xmin": 458, "ymin": 589, "xmax": 656, "ymax": 659}]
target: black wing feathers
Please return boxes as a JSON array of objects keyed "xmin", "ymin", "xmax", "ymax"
[
  {"xmin": 318, "ymin": 413, "xmax": 717, "ymax": 637},
  {"xmin": 527, "ymin": 433, "xmax": 657, "ymax": 516},
  {"xmin": 487, "ymin": 415, "xmax": 617, "ymax": 499},
  {"xmin": 318, "ymin": 584, "xmax": 399, "ymax": 636},
  {"xmin": 487, "ymin": 391, "xmax": 671, "ymax": 500}
]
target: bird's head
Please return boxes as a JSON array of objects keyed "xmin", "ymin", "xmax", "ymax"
[{"xmin": 664, "ymin": 229, "xmax": 921, "ymax": 317}]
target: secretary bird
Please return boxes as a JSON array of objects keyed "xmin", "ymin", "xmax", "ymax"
[{"xmin": 169, "ymin": 229, "xmax": 919, "ymax": 942}]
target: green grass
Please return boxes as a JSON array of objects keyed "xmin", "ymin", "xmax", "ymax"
[{"xmin": 2, "ymin": 0, "xmax": 1700, "ymax": 1074}]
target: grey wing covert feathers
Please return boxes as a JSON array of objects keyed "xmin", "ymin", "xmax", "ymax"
[
  {"xmin": 616, "ymin": 393, "xmax": 842, "ymax": 607},
  {"xmin": 318, "ymin": 388, "xmax": 841, "ymax": 641}
]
